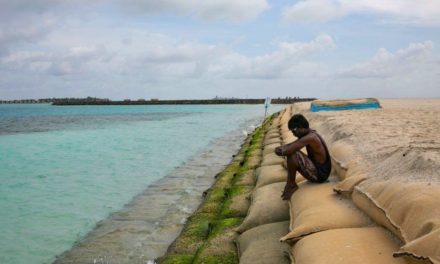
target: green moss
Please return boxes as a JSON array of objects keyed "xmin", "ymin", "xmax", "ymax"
[
  {"xmin": 195, "ymin": 253, "xmax": 237, "ymax": 264},
  {"xmin": 185, "ymin": 213, "xmax": 214, "ymax": 238},
  {"xmin": 160, "ymin": 255, "xmax": 194, "ymax": 264},
  {"xmin": 198, "ymin": 201, "xmax": 222, "ymax": 214},
  {"xmin": 204, "ymin": 187, "xmax": 225, "ymax": 203},
  {"xmin": 213, "ymin": 162, "xmax": 240, "ymax": 188},
  {"xmin": 210, "ymin": 218, "xmax": 242, "ymax": 237},
  {"xmin": 220, "ymin": 186, "xmax": 247, "ymax": 217},
  {"xmin": 170, "ymin": 212, "xmax": 214, "ymax": 254}
]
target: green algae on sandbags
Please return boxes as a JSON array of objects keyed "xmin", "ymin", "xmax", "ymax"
[{"xmin": 159, "ymin": 114, "xmax": 276, "ymax": 264}]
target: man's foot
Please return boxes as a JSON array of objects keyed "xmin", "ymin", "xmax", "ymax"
[{"xmin": 281, "ymin": 184, "xmax": 298, "ymax": 200}]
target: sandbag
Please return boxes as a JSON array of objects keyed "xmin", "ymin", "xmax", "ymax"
[
  {"xmin": 394, "ymin": 228, "xmax": 440, "ymax": 264},
  {"xmin": 237, "ymin": 221, "xmax": 290, "ymax": 264},
  {"xmin": 255, "ymin": 164, "xmax": 305, "ymax": 188},
  {"xmin": 282, "ymin": 133, "xmax": 295, "ymax": 144},
  {"xmin": 333, "ymin": 175, "xmax": 367, "ymax": 197},
  {"xmin": 329, "ymin": 141, "xmax": 353, "ymax": 180},
  {"xmin": 256, "ymin": 164, "xmax": 287, "ymax": 188},
  {"xmin": 263, "ymin": 137, "xmax": 283, "ymax": 146},
  {"xmin": 290, "ymin": 227, "xmax": 407, "ymax": 264},
  {"xmin": 247, "ymin": 150, "xmax": 262, "ymax": 169},
  {"xmin": 352, "ymin": 181, "xmax": 440, "ymax": 264},
  {"xmin": 236, "ymin": 169, "xmax": 255, "ymax": 186},
  {"xmin": 264, "ymin": 131, "xmax": 281, "ymax": 141},
  {"xmin": 280, "ymin": 181, "xmax": 370, "ymax": 242},
  {"xmin": 266, "ymin": 126, "xmax": 280, "ymax": 134},
  {"xmin": 352, "ymin": 187, "xmax": 400, "ymax": 238},
  {"xmin": 260, "ymin": 153, "xmax": 285, "ymax": 167},
  {"xmin": 236, "ymin": 182, "xmax": 289, "ymax": 233},
  {"xmin": 262, "ymin": 142, "xmax": 281, "ymax": 156}
]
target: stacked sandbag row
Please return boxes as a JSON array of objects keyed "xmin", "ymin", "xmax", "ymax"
[
  {"xmin": 236, "ymin": 107, "xmax": 299, "ymax": 264},
  {"xmin": 351, "ymin": 181, "xmax": 440, "ymax": 264},
  {"xmin": 285, "ymin": 167, "xmax": 439, "ymax": 263}
]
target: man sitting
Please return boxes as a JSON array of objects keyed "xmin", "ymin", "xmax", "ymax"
[{"xmin": 275, "ymin": 114, "xmax": 331, "ymax": 200}]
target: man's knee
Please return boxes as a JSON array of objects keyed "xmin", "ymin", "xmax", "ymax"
[{"xmin": 286, "ymin": 152, "xmax": 299, "ymax": 167}]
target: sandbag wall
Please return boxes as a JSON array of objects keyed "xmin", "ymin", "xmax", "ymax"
[
  {"xmin": 236, "ymin": 106, "xmax": 295, "ymax": 264},
  {"xmin": 236, "ymin": 104, "xmax": 439, "ymax": 264}
]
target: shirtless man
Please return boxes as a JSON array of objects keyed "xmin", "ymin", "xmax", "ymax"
[{"xmin": 275, "ymin": 114, "xmax": 331, "ymax": 200}]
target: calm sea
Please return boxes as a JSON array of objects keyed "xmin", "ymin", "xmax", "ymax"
[{"xmin": 0, "ymin": 103, "xmax": 282, "ymax": 264}]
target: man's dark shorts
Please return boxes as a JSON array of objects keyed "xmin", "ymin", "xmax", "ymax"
[{"xmin": 295, "ymin": 151, "xmax": 329, "ymax": 183}]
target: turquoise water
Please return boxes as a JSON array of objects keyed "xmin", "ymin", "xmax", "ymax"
[{"xmin": 0, "ymin": 104, "xmax": 281, "ymax": 264}]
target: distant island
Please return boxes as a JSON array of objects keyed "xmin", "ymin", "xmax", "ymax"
[{"xmin": 1, "ymin": 97, "xmax": 316, "ymax": 105}]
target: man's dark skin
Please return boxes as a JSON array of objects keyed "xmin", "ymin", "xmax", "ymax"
[{"xmin": 274, "ymin": 126, "xmax": 328, "ymax": 197}]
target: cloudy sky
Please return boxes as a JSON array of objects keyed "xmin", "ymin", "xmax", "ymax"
[{"xmin": 1, "ymin": 0, "xmax": 439, "ymax": 100}]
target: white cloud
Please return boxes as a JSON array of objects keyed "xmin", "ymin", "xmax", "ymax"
[
  {"xmin": 214, "ymin": 34, "xmax": 335, "ymax": 79},
  {"xmin": 0, "ymin": 0, "xmax": 269, "ymax": 58},
  {"xmin": 339, "ymin": 41, "xmax": 435, "ymax": 78},
  {"xmin": 0, "ymin": 13, "xmax": 58, "ymax": 56},
  {"xmin": 283, "ymin": 0, "xmax": 440, "ymax": 25},
  {"xmin": 1, "ymin": 33, "xmax": 334, "ymax": 82},
  {"xmin": 1, "ymin": 45, "xmax": 114, "ymax": 76},
  {"xmin": 119, "ymin": 0, "xmax": 270, "ymax": 22}
]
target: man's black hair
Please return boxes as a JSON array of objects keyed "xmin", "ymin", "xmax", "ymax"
[{"xmin": 288, "ymin": 114, "xmax": 309, "ymax": 129}]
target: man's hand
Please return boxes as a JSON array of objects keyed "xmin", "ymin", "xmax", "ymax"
[{"xmin": 275, "ymin": 146, "xmax": 284, "ymax": 156}]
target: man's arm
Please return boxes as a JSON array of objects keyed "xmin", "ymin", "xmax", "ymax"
[{"xmin": 275, "ymin": 134, "xmax": 313, "ymax": 156}]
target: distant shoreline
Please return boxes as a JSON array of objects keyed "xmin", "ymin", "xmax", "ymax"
[
  {"xmin": 0, "ymin": 98, "xmax": 315, "ymax": 105},
  {"xmin": 51, "ymin": 98, "xmax": 315, "ymax": 105}
]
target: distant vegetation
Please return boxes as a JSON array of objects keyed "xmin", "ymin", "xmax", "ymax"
[{"xmin": 0, "ymin": 97, "xmax": 109, "ymax": 104}]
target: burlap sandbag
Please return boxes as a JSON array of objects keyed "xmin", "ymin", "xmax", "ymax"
[
  {"xmin": 352, "ymin": 187, "xmax": 400, "ymax": 238},
  {"xmin": 237, "ymin": 221, "xmax": 290, "ymax": 264},
  {"xmin": 255, "ymin": 164, "xmax": 305, "ymax": 189},
  {"xmin": 280, "ymin": 125, "xmax": 290, "ymax": 133},
  {"xmin": 280, "ymin": 181, "xmax": 370, "ymax": 242},
  {"xmin": 333, "ymin": 175, "xmax": 368, "ymax": 197},
  {"xmin": 247, "ymin": 149, "xmax": 262, "ymax": 169},
  {"xmin": 290, "ymin": 227, "xmax": 408, "ymax": 264},
  {"xmin": 262, "ymin": 142, "xmax": 281, "ymax": 156},
  {"xmin": 255, "ymin": 164, "xmax": 287, "ymax": 188},
  {"xmin": 394, "ymin": 228, "xmax": 440, "ymax": 264},
  {"xmin": 260, "ymin": 153, "xmax": 285, "ymax": 167},
  {"xmin": 236, "ymin": 169, "xmax": 255, "ymax": 186},
  {"xmin": 282, "ymin": 133, "xmax": 295, "ymax": 144},
  {"xmin": 264, "ymin": 131, "xmax": 281, "ymax": 141},
  {"xmin": 352, "ymin": 181, "xmax": 440, "ymax": 264},
  {"xmin": 268, "ymin": 121, "xmax": 280, "ymax": 131},
  {"xmin": 236, "ymin": 182, "xmax": 289, "ymax": 233},
  {"xmin": 263, "ymin": 136, "xmax": 282, "ymax": 146},
  {"xmin": 329, "ymin": 141, "xmax": 366, "ymax": 181}
]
